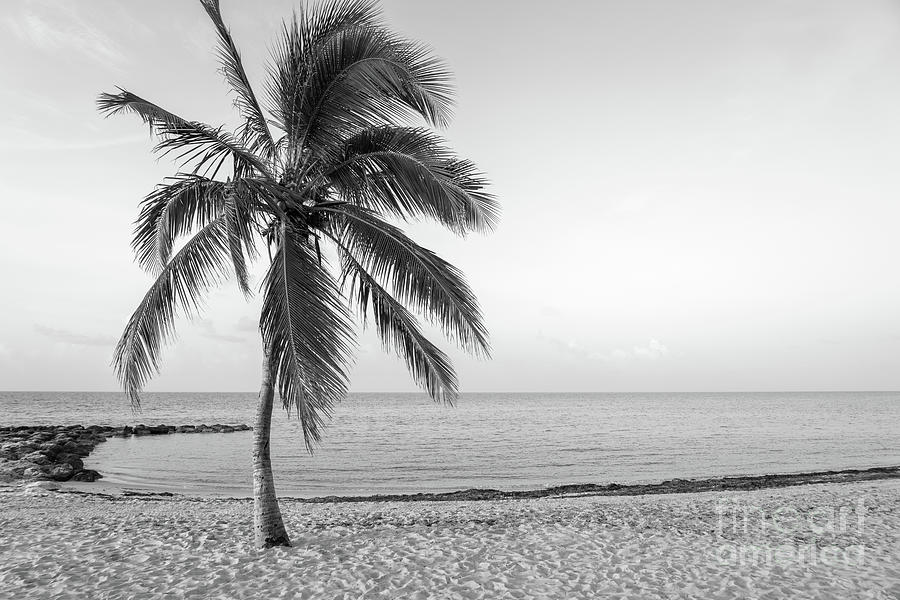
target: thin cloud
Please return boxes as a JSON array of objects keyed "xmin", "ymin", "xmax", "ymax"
[
  {"xmin": 197, "ymin": 320, "xmax": 246, "ymax": 344},
  {"xmin": 234, "ymin": 316, "xmax": 259, "ymax": 333},
  {"xmin": 539, "ymin": 333, "xmax": 604, "ymax": 361},
  {"xmin": 596, "ymin": 339, "xmax": 670, "ymax": 362},
  {"xmin": 539, "ymin": 305, "xmax": 563, "ymax": 318},
  {"xmin": 34, "ymin": 325, "xmax": 116, "ymax": 347},
  {"xmin": 3, "ymin": 5, "xmax": 125, "ymax": 66},
  {"xmin": 0, "ymin": 131, "xmax": 149, "ymax": 153},
  {"xmin": 540, "ymin": 334, "xmax": 594, "ymax": 360},
  {"xmin": 542, "ymin": 333, "xmax": 670, "ymax": 363}
]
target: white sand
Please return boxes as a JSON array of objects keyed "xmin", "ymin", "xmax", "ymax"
[{"xmin": 1, "ymin": 480, "xmax": 899, "ymax": 599}]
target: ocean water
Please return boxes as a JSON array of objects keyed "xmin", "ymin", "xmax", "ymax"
[{"xmin": 1, "ymin": 391, "xmax": 898, "ymax": 498}]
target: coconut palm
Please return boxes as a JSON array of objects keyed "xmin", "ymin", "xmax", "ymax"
[{"xmin": 98, "ymin": 0, "xmax": 496, "ymax": 548}]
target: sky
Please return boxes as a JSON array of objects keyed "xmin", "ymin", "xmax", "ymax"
[{"xmin": 1, "ymin": 0, "xmax": 899, "ymax": 393}]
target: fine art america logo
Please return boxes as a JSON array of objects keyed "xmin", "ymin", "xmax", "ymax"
[{"xmin": 712, "ymin": 495, "xmax": 867, "ymax": 567}]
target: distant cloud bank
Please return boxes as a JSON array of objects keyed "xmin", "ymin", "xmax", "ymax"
[
  {"xmin": 34, "ymin": 325, "xmax": 115, "ymax": 347},
  {"xmin": 542, "ymin": 334, "xmax": 670, "ymax": 363}
]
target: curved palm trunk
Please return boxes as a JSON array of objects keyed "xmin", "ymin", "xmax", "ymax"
[{"xmin": 253, "ymin": 342, "xmax": 291, "ymax": 548}]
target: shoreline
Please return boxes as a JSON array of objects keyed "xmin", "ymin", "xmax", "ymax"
[
  {"xmin": 296, "ymin": 464, "xmax": 900, "ymax": 503},
  {"xmin": 53, "ymin": 464, "xmax": 900, "ymax": 504}
]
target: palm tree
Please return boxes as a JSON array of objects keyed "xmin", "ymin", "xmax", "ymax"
[{"xmin": 98, "ymin": 0, "xmax": 497, "ymax": 548}]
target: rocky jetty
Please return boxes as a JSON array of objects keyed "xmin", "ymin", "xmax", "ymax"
[{"xmin": 0, "ymin": 423, "xmax": 251, "ymax": 484}]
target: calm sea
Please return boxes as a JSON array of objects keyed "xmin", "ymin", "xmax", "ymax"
[{"xmin": 1, "ymin": 392, "xmax": 898, "ymax": 498}]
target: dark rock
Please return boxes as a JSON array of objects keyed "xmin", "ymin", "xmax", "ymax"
[
  {"xmin": 56, "ymin": 453, "xmax": 84, "ymax": 471},
  {"xmin": 22, "ymin": 465, "xmax": 49, "ymax": 480},
  {"xmin": 40, "ymin": 443, "xmax": 66, "ymax": 457},
  {"xmin": 48, "ymin": 463, "xmax": 75, "ymax": 481},
  {"xmin": 71, "ymin": 444, "xmax": 92, "ymax": 457},
  {"xmin": 61, "ymin": 441, "xmax": 81, "ymax": 454},
  {"xmin": 71, "ymin": 469, "xmax": 102, "ymax": 482},
  {"xmin": 16, "ymin": 442, "xmax": 38, "ymax": 454},
  {"xmin": 0, "ymin": 465, "xmax": 26, "ymax": 482},
  {"xmin": 0, "ymin": 444, "xmax": 20, "ymax": 460},
  {"xmin": 20, "ymin": 451, "xmax": 51, "ymax": 466}
]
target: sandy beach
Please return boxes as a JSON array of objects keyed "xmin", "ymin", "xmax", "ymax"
[{"xmin": 2, "ymin": 479, "xmax": 898, "ymax": 599}]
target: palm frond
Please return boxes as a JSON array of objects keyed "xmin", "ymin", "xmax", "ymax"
[
  {"xmin": 387, "ymin": 39, "xmax": 454, "ymax": 128},
  {"xmin": 440, "ymin": 159, "xmax": 498, "ymax": 233},
  {"xmin": 133, "ymin": 175, "xmax": 227, "ymax": 274},
  {"xmin": 318, "ymin": 204, "xmax": 489, "ymax": 356},
  {"xmin": 97, "ymin": 88, "xmax": 185, "ymax": 131},
  {"xmin": 271, "ymin": 22, "xmax": 454, "ymax": 162},
  {"xmin": 114, "ymin": 216, "xmax": 233, "ymax": 408},
  {"xmin": 260, "ymin": 225, "xmax": 356, "ymax": 448},
  {"xmin": 298, "ymin": 0, "xmax": 382, "ymax": 45},
  {"xmin": 301, "ymin": 27, "xmax": 453, "ymax": 154},
  {"xmin": 340, "ymin": 247, "xmax": 458, "ymax": 403},
  {"xmin": 223, "ymin": 181, "xmax": 260, "ymax": 297},
  {"xmin": 199, "ymin": 0, "xmax": 276, "ymax": 160},
  {"xmin": 265, "ymin": 0, "xmax": 382, "ymax": 147},
  {"xmin": 325, "ymin": 126, "xmax": 498, "ymax": 233},
  {"xmin": 97, "ymin": 89, "xmax": 272, "ymax": 178}
]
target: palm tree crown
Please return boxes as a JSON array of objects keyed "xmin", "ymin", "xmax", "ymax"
[{"xmin": 98, "ymin": 0, "xmax": 497, "ymax": 448}]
